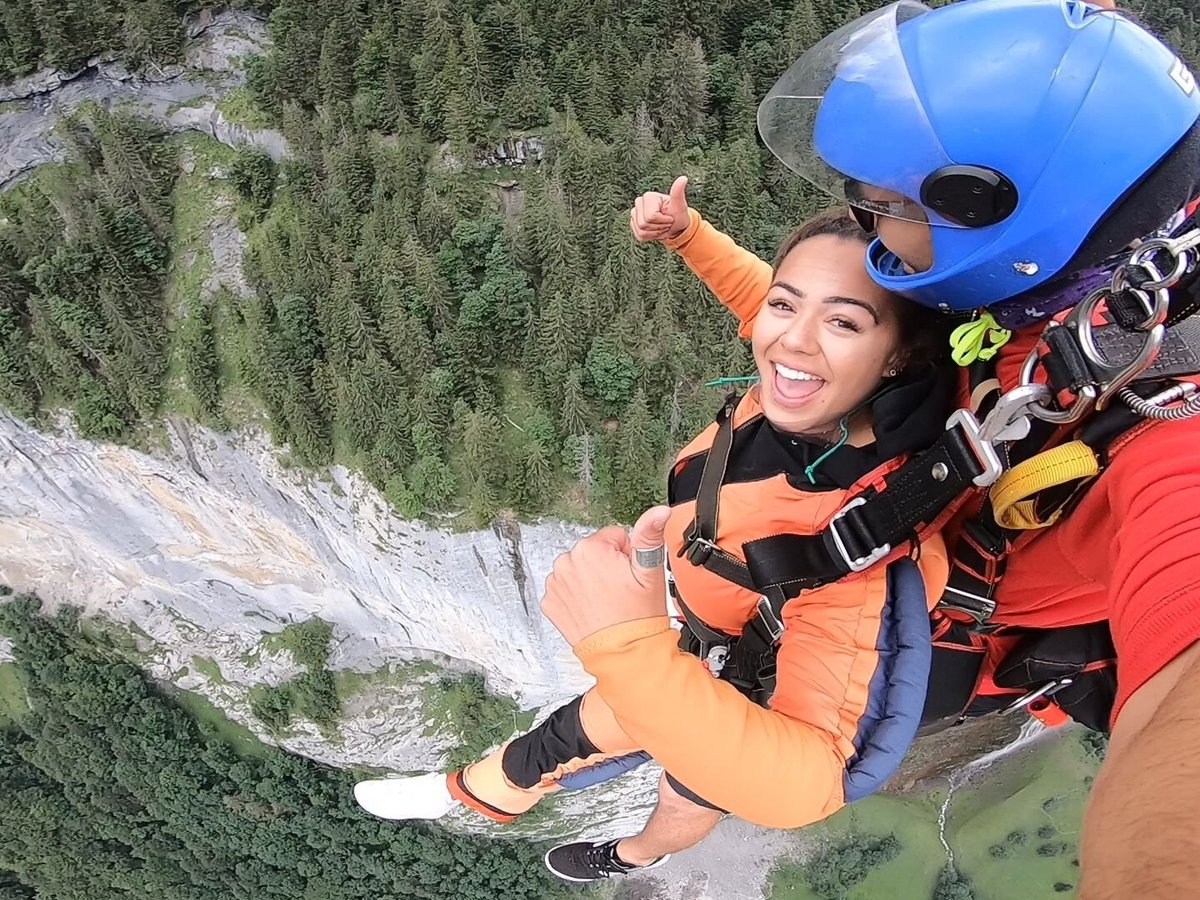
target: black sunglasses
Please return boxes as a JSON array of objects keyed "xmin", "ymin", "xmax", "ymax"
[{"xmin": 847, "ymin": 204, "xmax": 876, "ymax": 234}]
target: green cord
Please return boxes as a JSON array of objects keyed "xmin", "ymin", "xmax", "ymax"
[
  {"xmin": 804, "ymin": 416, "xmax": 849, "ymax": 485},
  {"xmin": 704, "ymin": 375, "xmax": 761, "ymax": 388},
  {"xmin": 949, "ymin": 311, "xmax": 1012, "ymax": 366},
  {"xmin": 704, "ymin": 374, "xmax": 848, "ymax": 483}
]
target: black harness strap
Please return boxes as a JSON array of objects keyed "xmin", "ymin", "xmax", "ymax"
[
  {"xmin": 672, "ymin": 584, "xmax": 729, "ymax": 647},
  {"xmin": 935, "ymin": 505, "xmax": 1011, "ymax": 627},
  {"xmin": 1093, "ymin": 315, "xmax": 1200, "ymax": 380},
  {"xmin": 741, "ymin": 421, "xmax": 986, "ymax": 595}
]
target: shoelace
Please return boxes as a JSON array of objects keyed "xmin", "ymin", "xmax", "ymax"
[{"xmin": 581, "ymin": 841, "xmax": 632, "ymax": 876}]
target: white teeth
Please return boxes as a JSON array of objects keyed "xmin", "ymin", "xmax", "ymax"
[{"xmin": 775, "ymin": 363, "xmax": 821, "ymax": 382}]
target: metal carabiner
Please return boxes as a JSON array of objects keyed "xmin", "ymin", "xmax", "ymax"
[
  {"xmin": 1000, "ymin": 677, "xmax": 1074, "ymax": 715},
  {"xmin": 1129, "ymin": 240, "xmax": 1189, "ymax": 292},
  {"xmin": 1064, "ymin": 285, "xmax": 1168, "ymax": 411},
  {"xmin": 1018, "ymin": 335, "xmax": 1098, "ymax": 425},
  {"xmin": 979, "ymin": 382, "xmax": 1053, "ymax": 444}
]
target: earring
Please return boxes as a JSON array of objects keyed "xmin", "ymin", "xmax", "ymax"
[{"xmin": 885, "ymin": 367, "xmax": 899, "ymax": 378}]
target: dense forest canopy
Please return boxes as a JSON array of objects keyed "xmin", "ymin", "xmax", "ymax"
[
  {"xmin": 0, "ymin": 593, "xmax": 568, "ymax": 899},
  {"xmin": 0, "ymin": 0, "xmax": 1196, "ymax": 526}
]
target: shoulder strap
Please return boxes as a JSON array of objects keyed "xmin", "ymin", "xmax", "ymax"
[
  {"xmin": 678, "ymin": 394, "xmax": 759, "ymax": 591},
  {"xmin": 678, "ymin": 399, "xmax": 996, "ymax": 598}
]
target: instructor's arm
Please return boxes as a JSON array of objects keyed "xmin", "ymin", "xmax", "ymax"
[{"xmin": 1079, "ymin": 640, "xmax": 1200, "ymax": 899}]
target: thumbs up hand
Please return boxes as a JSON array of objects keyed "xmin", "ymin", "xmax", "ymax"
[
  {"xmin": 540, "ymin": 506, "xmax": 673, "ymax": 648},
  {"xmin": 629, "ymin": 176, "xmax": 692, "ymax": 244}
]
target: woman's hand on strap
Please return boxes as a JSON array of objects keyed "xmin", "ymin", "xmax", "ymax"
[
  {"xmin": 541, "ymin": 506, "xmax": 672, "ymax": 647},
  {"xmin": 630, "ymin": 176, "xmax": 691, "ymax": 243}
]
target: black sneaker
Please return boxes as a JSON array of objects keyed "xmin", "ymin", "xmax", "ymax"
[{"xmin": 544, "ymin": 838, "xmax": 669, "ymax": 883}]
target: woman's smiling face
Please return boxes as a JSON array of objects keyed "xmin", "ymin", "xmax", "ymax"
[{"xmin": 752, "ymin": 234, "xmax": 905, "ymax": 437}]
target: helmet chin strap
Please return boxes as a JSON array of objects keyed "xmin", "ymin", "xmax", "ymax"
[{"xmin": 872, "ymin": 244, "xmax": 910, "ymax": 279}]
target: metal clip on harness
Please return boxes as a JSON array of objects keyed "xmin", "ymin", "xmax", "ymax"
[
  {"xmin": 939, "ymin": 227, "xmax": 1200, "ymax": 484},
  {"xmin": 1014, "ymin": 226, "xmax": 1200, "ymax": 425}
]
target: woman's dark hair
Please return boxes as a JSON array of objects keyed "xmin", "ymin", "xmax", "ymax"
[{"xmin": 771, "ymin": 208, "xmax": 951, "ymax": 374}]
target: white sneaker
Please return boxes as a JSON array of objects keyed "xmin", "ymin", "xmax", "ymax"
[{"xmin": 354, "ymin": 772, "xmax": 459, "ymax": 821}]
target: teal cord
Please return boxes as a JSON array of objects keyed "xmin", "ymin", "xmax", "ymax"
[
  {"xmin": 704, "ymin": 375, "xmax": 760, "ymax": 388},
  {"xmin": 804, "ymin": 416, "xmax": 849, "ymax": 485},
  {"xmin": 704, "ymin": 374, "xmax": 849, "ymax": 483}
]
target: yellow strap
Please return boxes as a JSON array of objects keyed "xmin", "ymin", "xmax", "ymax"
[
  {"xmin": 949, "ymin": 312, "xmax": 1013, "ymax": 367},
  {"xmin": 990, "ymin": 441, "xmax": 1100, "ymax": 530}
]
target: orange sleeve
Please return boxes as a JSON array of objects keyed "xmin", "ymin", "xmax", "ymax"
[
  {"xmin": 574, "ymin": 540, "xmax": 949, "ymax": 829},
  {"xmin": 662, "ymin": 209, "xmax": 773, "ymax": 338}
]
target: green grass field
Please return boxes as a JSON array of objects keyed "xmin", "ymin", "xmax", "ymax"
[
  {"xmin": 0, "ymin": 662, "xmax": 28, "ymax": 727},
  {"xmin": 769, "ymin": 729, "xmax": 1099, "ymax": 900},
  {"xmin": 167, "ymin": 685, "xmax": 271, "ymax": 759},
  {"xmin": 948, "ymin": 733, "xmax": 1092, "ymax": 899}
]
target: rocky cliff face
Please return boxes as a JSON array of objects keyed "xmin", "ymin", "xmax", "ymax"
[
  {"xmin": 0, "ymin": 410, "xmax": 674, "ymax": 841},
  {"xmin": 0, "ymin": 12, "xmax": 287, "ymax": 190}
]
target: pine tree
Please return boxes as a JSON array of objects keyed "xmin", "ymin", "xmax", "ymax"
[
  {"xmin": 499, "ymin": 56, "xmax": 552, "ymax": 130},
  {"xmin": 0, "ymin": 0, "xmax": 42, "ymax": 75},
  {"xmin": 560, "ymin": 366, "xmax": 588, "ymax": 436},
  {"xmin": 121, "ymin": 0, "xmax": 183, "ymax": 66},
  {"xmin": 518, "ymin": 439, "xmax": 553, "ymax": 511},
  {"xmin": 353, "ymin": 22, "xmax": 403, "ymax": 131},
  {"xmin": 654, "ymin": 36, "xmax": 710, "ymax": 148},
  {"xmin": 0, "ymin": 301, "xmax": 37, "ymax": 418},
  {"xmin": 611, "ymin": 388, "xmax": 663, "ymax": 523},
  {"xmin": 179, "ymin": 296, "xmax": 223, "ymax": 426}
]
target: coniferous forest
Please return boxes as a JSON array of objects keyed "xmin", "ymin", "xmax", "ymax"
[
  {"xmin": 0, "ymin": 592, "xmax": 566, "ymax": 900},
  {"xmin": 1, "ymin": 0, "xmax": 1192, "ymax": 526}
]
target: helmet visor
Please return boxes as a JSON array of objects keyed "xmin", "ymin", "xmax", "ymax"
[{"xmin": 757, "ymin": 0, "xmax": 967, "ymax": 228}]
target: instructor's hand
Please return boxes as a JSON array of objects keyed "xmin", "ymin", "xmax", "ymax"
[
  {"xmin": 541, "ymin": 506, "xmax": 672, "ymax": 648},
  {"xmin": 629, "ymin": 176, "xmax": 691, "ymax": 243}
]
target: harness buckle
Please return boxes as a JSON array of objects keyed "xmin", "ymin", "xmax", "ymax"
[
  {"xmin": 704, "ymin": 645, "xmax": 729, "ymax": 678},
  {"xmin": 754, "ymin": 596, "xmax": 785, "ymax": 644},
  {"xmin": 945, "ymin": 408, "xmax": 1004, "ymax": 488},
  {"xmin": 827, "ymin": 497, "xmax": 892, "ymax": 573},
  {"xmin": 683, "ymin": 534, "xmax": 717, "ymax": 566},
  {"xmin": 935, "ymin": 586, "xmax": 998, "ymax": 626}
]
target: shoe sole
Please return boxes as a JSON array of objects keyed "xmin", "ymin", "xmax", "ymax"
[
  {"xmin": 353, "ymin": 777, "xmax": 457, "ymax": 821},
  {"xmin": 543, "ymin": 846, "xmax": 670, "ymax": 883}
]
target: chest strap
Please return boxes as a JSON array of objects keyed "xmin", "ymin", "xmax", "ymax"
[
  {"xmin": 679, "ymin": 395, "xmax": 757, "ymax": 590},
  {"xmin": 679, "ymin": 395, "xmax": 991, "ymax": 599}
]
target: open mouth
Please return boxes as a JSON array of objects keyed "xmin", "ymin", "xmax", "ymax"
[{"xmin": 771, "ymin": 362, "xmax": 825, "ymax": 405}]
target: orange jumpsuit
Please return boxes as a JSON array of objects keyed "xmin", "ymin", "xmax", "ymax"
[{"xmin": 451, "ymin": 210, "xmax": 949, "ymax": 829}]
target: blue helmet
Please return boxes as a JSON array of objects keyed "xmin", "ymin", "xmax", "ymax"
[{"xmin": 758, "ymin": 0, "xmax": 1200, "ymax": 312}]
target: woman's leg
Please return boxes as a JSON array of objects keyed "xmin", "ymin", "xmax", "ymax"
[
  {"xmin": 616, "ymin": 771, "xmax": 725, "ymax": 865},
  {"xmin": 355, "ymin": 687, "xmax": 644, "ymax": 823},
  {"xmin": 455, "ymin": 688, "xmax": 643, "ymax": 821},
  {"xmin": 543, "ymin": 770, "xmax": 726, "ymax": 883}
]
